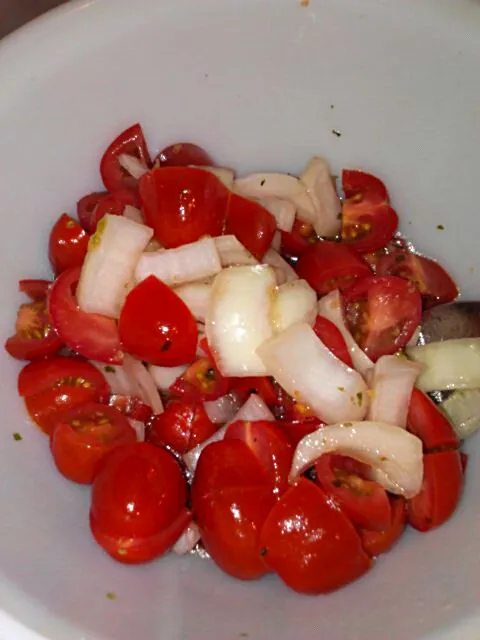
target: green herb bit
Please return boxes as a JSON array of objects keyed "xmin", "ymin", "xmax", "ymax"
[
  {"xmin": 13, "ymin": 432, "xmax": 23, "ymax": 441},
  {"xmin": 104, "ymin": 365, "xmax": 116, "ymax": 373},
  {"xmin": 437, "ymin": 224, "xmax": 445, "ymax": 231},
  {"xmin": 106, "ymin": 592, "xmax": 117, "ymax": 601}
]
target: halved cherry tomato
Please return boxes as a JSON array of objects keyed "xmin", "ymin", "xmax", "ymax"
[
  {"xmin": 360, "ymin": 496, "xmax": 406, "ymax": 557},
  {"xmin": 272, "ymin": 385, "xmax": 319, "ymax": 423},
  {"xmin": 195, "ymin": 485, "xmax": 275, "ymax": 580},
  {"xmin": 169, "ymin": 357, "xmax": 229, "ymax": 402},
  {"xmin": 18, "ymin": 356, "xmax": 110, "ymax": 434},
  {"xmin": 315, "ymin": 454, "xmax": 392, "ymax": 531},
  {"xmin": 100, "ymin": 123, "xmax": 151, "ymax": 192},
  {"xmin": 77, "ymin": 191, "xmax": 108, "ymax": 231},
  {"xmin": 118, "ymin": 276, "xmax": 197, "ymax": 366},
  {"xmin": 225, "ymin": 194, "xmax": 276, "ymax": 261},
  {"xmin": 259, "ymin": 478, "xmax": 372, "ymax": 594},
  {"xmin": 106, "ymin": 394, "xmax": 153, "ymax": 423},
  {"xmin": 48, "ymin": 267, "xmax": 123, "ymax": 364},
  {"xmin": 296, "ymin": 241, "xmax": 371, "ymax": 296},
  {"xmin": 280, "ymin": 218, "xmax": 319, "ymax": 259},
  {"xmin": 48, "ymin": 213, "xmax": 90, "ymax": 275},
  {"xmin": 146, "ymin": 400, "xmax": 217, "ymax": 455},
  {"xmin": 341, "ymin": 203, "xmax": 398, "ymax": 254},
  {"xmin": 229, "ymin": 376, "xmax": 278, "ymax": 407},
  {"xmin": 313, "ymin": 316, "xmax": 353, "ymax": 367},
  {"xmin": 342, "ymin": 275, "xmax": 422, "ymax": 361},
  {"xmin": 408, "ymin": 450, "xmax": 463, "ymax": 532},
  {"xmin": 225, "ymin": 420, "xmax": 293, "ymax": 495},
  {"xmin": 5, "ymin": 281, "xmax": 62, "ymax": 361},
  {"xmin": 277, "ymin": 419, "xmax": 323, "ymax": 448},
  {"xmin": 140, "ymin": 167, "xmax": 229, "ymax": 248},
  {"xmin": 77, "ymin": 190, "xmax": 141, "ymax": 233},
  {"xmin": 376, "ymin": 250, "xmax": 458, "ymax": 309},
  {"xmin": 342, "ymin": 169, "xmax": 389, "ymax": 207},
  {"xmin": 90, "ymin": 442, "xmax": 188, "ymax": 563},
  {"xmin": 50, "ymin": 403, "xmax": 136, "ymax": 484},
  {"xmin": 407, "ymin": 388, "xmax": 460, "ymax": 452},
  {"xmin": 154, "ymin": 142, "xmax": 214, "ymax": 168}
]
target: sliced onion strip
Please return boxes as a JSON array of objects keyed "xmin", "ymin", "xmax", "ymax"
[
  {"xmin": 148, "ymin": 364, "xmax": 189, "ymax": 391},
  {"xmin": 272, "ymin": 279, "xmax": 317, "ymax": 333},
  {"xmin": 299, "ymin": 157, "xmax": 342, "ymax": 238},
  {"xmin": 214, "ymin": 235, "xmax": 258, "ymax": 267},
  {"xmin": 118, "ymin": 153, "xmax": 149, "ymax": 180},
  {"xmin": 262, "ymin": 249, "xmax": 298, "ymax": 285},
  {"xmin": 203, "ymin": 393, "xmax": 242, "ymax": 424},
  {"xmin": 174, "ymin": 283, "xmax": 212, "ymax": 322},
  {"xmin": 173, "ymin": 522, "xmax": 201, "ymax": 555}
]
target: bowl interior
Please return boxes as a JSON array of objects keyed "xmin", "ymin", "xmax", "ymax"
[{"xmin": 0, "ymin": 1, "xmax": 479, "ymax": 639}]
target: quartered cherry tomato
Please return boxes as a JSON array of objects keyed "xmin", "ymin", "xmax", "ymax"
[
  {"xmin": 342, "ymin": 169, "xmax": 389, "ymax": 207},
  {"xmin": 90, "ymin": 442, "xmax": 189, "ymax": 563},
  {"xmin": 100, "ymin": 123, "xmax": 151, "ymax": 192},
  {"xmin": 280, "ymin": 218, "xmax": 319, "ymax": 259},
  {"xmin": 341, "ymin": 203, "xmax": 398, "ymax": 254},
  {"xmin": 77, "ymin": 190, "xmax": 141, "ymax": 233},
  {"xmin": 140, "ymin": 167, "xmax": 229, "ymax": 248},
  {"xmin": 407, "ymin": 388, "xmax": 460, "ymax": 452},
  {"xmin": 48, "ymin": 267, "xmax": 123, "ymax": 364},
  {"xmin": 296, "ymin": 241, "xmax": 371, "ymax": 296},
  {"xmin": 118, "ymin": 276, "xmax": 197, "ymax": 366},
  {"xmin": 106, "ymin": 394, "xmax": 153, "ymax": 423},
  {"xmin": 313, "ymin": 315, "xmax": 353, "ymax": 367},
  {"xmin": 315, "ymin": 454, "xmax": 392, "ymax": 531},
  {"xmin": 259, "ymin": 478, "xmax": 372, "ymax": 594},
  {"xmin": 342, "ymin": 275, "xmax": 422, "ymax": 361},
  {"xmin": 376, "ymin": 250, "xmax": 458, "ymax": 309},
  {"xmin": 225, "ymin": 194, "xmax": 276, "ymax": 261},
  {"xmin": 408, "ymin": 450, "xmax": 463, "ymax": 532},
  {"xmin": 5, "ymin": 280, "xmax": 62, "ymax": 361},
  {"xmin": 146, "ymin": 400, "xmax": 217, "ymax": 455},
  {"xmin": 77, "ymin": 191, "xmax": 108, "ymax": 231},
  {"xmin": 272, "ymin": 385, "xmax": 320, "ymax": 424},
  {"xmin": 276, "ymin": 420, "xmax": 323, "ymax": 448},
  {"xmin": 154, "ymin": 142, "xmax": 214, "ymax": 168},
  {"xmin": 169, "ymin": 357, "xmax": 229, "ymax": 402},
  {"xmin": 229, "ymin": 376, "xmax": 278, "ymax": 407},
  {"xmin": 50, "ymin": 403, "xmax": 136, "ymax": 484},
  {"xmin": 360, "ymin": 496, "xmax": 407, "ymax": 557},
  {"xmin": 48, "ymin": 213, "xmax": 90, "ymax": 274}
]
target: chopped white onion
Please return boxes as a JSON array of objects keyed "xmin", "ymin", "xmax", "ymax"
[
  {"xmin": 148, "ymin": 363, "xmax": 189, "ymax": 391},
  {"xmin": 129, "ymin": 419, "xmax": 146, "ymax": 442},
  {"xmin": 318, "ymin": 290, "xmax": 374, "ymax": 376},
  {"xmin": 299, "ymin": 157, "xmax": 342, "ymax": 238},
  {"xmin": 77, "ymin": 214, "xmax": 153, "ymax": 318},
  {"xmin": 173, "ymin": 522, "xmax": 202, "ymax": 555},
  {"xmin": 289, "ymin": 421, "xmax": 424, "ymax": 498},
  {"xmin": 118, "ymin": 153, "xmax": 149, "ymax": 180},
  {"xmin": 367, "ymin": 355, "xmax": 422, "ymax": 428},
  {"xmin": 262, "ymin": 249, "xmax": 298, "ymax": 285},
  {"xmin": 407, "ymin": 338, "xmax": 480, "ymax": 391},
  {"xmin": 406, "ymin": 325, "xmax": 422, "ymax": 348},
  {"xmin": 145, "ymin": 238, "xmax": 164, "ymax": 252},
  {"xmin": 257, "ymin": 323, "xmax": 369, "ymax": 424},
  {"xmin": 122, "ymin": 204, "xmax": 145, "ymax": 225},
  {"xmin": 206, "ymin": 265, "xmax": 276, "ymax": 377},
  {"xmin": 174, "ymin": 283, "xmax": 212, "ymax": 322},
  {"xmin": 234, "ymin": 172, "xmax": 305, "ymax": 200},
  {"xmin": 123, "ymin": 355, "xmax": 164, "ymax": 414},
  {"xmin": 203, "ymin": 393, "xmax": 242, "ymax": 424},
  {"xmin": 440, "ymin": 389, "xmax": 480, "ymax": 440},
  {"xmin": 272, "ymin": 279, "xmax": 317, "ymax": 333},
  {"xmin": 270, "ymin": 230, "xmax": 282, "ymax": 252},
  {"xmin": 91, "ymin": 361, "xmax": 136, "ymax": 396},
  {"xmin": 135, "ymin": 237, "xmax": 222, "ymax": 287},
  {"xmin": 257, "ymin": 197, "xmax": 296, "ymax": 232},
  {"xmin": 189, "ymin": 165, "xmax": 235, "ymax": 190},
  {"xmin": 214, "ymin": 235, "xmax": 258, "ymax": 267}
]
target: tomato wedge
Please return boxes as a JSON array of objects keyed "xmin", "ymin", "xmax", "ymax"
[
  {"xmin": 280, "ymin": 218, "xmax": 319, "ymax": 259},
  {"xmin": 229, "ymin": 376, "xmax": 278, "ymax": 407},
  {"xmin": 342, "ymin": 169, "xmax": 389, "ymax": 207},
  {"xmin": 50, "ymin": 403, "xmax": 136, "ymax": 484},
  {"xmin": 119, "ymin": 276, "xmax": 197, "ymax": 366},
  {"xmin": 169, "ymin": 357, "xmax": 229, "ymax": 402},
  {"xmin": 407, "ymin": 388, "xmax": 460, "ymax": 452},
  {"xmin": 48, "ymin": 213, "xmax": 90, "ymax": 274},
  {"xmin": 277, "ymin": 420, "xmax": 323, "ymax": 448},
  {"xmin": 341, "ymin": 203, "xmax": 398, "ymax": 254},
  {"xmin": 296, "ymin": 241, "xmax": 371, "ymax": 296},
  {"xmin": 18, "ymin": 279, "xmax": 52, "ymax": 300},
  {"xmin": 100, "ymin": 123, "xmax": 151, "ymax": 192},
  {"xmin": 313, "ymin": 315, "xmax": 353, "ymax": 367},
  {"xmin": 376, "ymin": 250, "xmax": 458, "ymax": 309},
  {"xmin": 408, "ymin": 450, "xmax": 463, "ymax": 532},
  {"xmin": 48, "ymin": 267, "xmax": 123, "ymax": 364},
  {"xmin": 77, "ymin": 191, "xmax": 108, "ymax": 231},
  {"xmin": 225, "ymin": 194, "xmax": 276, "ymax": 261},
  {"xmin": 140, "ymin": 167, "xmax": 229, "ymax": 248},
  {"xmin": 154, "ymin": 142, "xmax": 214, "ymax": 168},
  {"xmin": 259, "ymin": 478, "xmax": 372, "ymax": 594},
  {"xmin": 342, "ymin": 275, "xmax": 422, "ymax": 361},
  {"xmin": 315, "ymin": 454, "xmax": 392, "ymax": 531},
  {"xmin": 360, "ymin": 497, "xmax": 406, "ymax": 557},
  {"xmin": 77, "ymin": 190, "xmax": 141, "ymax": 233}
]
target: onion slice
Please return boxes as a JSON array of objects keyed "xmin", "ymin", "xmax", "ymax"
[
  {"xmin": 173, "ymin": 522, "xmax": 201, "ymax": 555},
  {"xmin": 123, "ymin": 355, "xmax": 164, "ymax": 415},
  {"xmin": 129, "ymin": 419, "xmax": 146, "ymax": 442},
  {"xmin": 174, "ymin": 283, "xmax": 212, "ymax": 322},
  {"xmin": 190, "ymin": 165, "xmax": 235, "ymax": 190},
  {"xmin": 262, "ymin": 249, "xmax": 298, "ymax": 285},
  {"xmin": 135, "ymin": 237, "xmax": 222, "ymax": 287},
  {"xmin": 272, "ymin": 279, "xmax": 317, "ymax": 333},
  {"xmin": 289, "ymin": 421, "xmax": 424, "ymax": 498},
  {"xmin": 257, "ymin": 323, "xmax": 369, "ymax": 424},
  {"xmin": 206, "ymin": 265, "xmax": 276, "ymax": 377},
  {"xmin": 118, "ymin": 153, "xmax": 149, "ymax": 180},
  {"xmin": 203, "ymin": 393, "xmax": 242, "ymax": 424},
  {"xmin": 214, "ymin": 235, "xmax": 258, "ymax": 267},
  {"xmin": 367, "ymin": 355, "xmax": 422, "ymax": 428},
  {"xmin": 406, "ymin": 338, "xmax": 480, "ymax": 391},
  {"xmin": 440, "ymin": 389, "xmax": 480, "ymax": 440},
  {"xmin": 299, "ymin": 157, "xmax": 342, "ymax": 238},
  {"xmin": 77, "ymin": 214, "xmax": 153, "ymax": 318},
  {"xmin": 148, "ymin": 364, "xmax": 189, "ymax": 391},
  {"xmin": 257, "ymin": 197, "xmax": 296, "ymax": 232}
]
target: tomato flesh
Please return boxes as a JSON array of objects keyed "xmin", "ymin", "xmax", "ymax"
[
  {"xmin": 360, "ymin": 496, "xmax": 406, "ymax": 557},
  {"xmin": 341, "ymin": 203, "xmax": 398, "ymax": 254},
  {"xmin": 225, "ymin": 194, "xmax": 276, "ymax": 261},
  {"xmin": 77, "ymin": 191, "xmax": 108, "ymax": 232},
  {"xmin": 229, "ymin": 376, "xmax": 278, "ymax": 407},
  {"xmin": 407, "ymin": 388, "xmax": 460, "ymax": 452},
  {"xmin": 280, "ymin": 218, "xmax": 319, "ymax": 259},
  {"xmin": 342, "ymin": 169, "xmax": 389, "ymax": 206},
  {"xmin": 169, "ymin": 357, "xmax": 229, "ymax": 402},
  {"xmin": 48, "ymin": 213, "xmax": 90, "ymax": 274},
  {"xmin": 313, "ymin": 315, "xmax": 353, "ymax": 367},
  {"xmin": 78, "ymin": 189, "xmax": 141, "ymax": 233},
  {"xmin": 100, "ymin": 123, "xmax": 151, "ymax": 192}
]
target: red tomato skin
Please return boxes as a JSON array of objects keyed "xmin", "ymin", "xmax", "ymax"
[
  {"xmin": 313, "ymin": 316, "xmax": 353, "ymax": 367},
  {"xmin": 407, "ymin": 389, "xmax": 460, "ymax": 452},
  {"xmin": 280, "ymin": 218, "xmax": 319, "ymax": 259},
  {"xmin": 360, "ymin": 497, "xmax": 406, "ymax": 558},
  {"xmin": 140, "ymin": 167, "xmax": 229, "ymax": 248},
  {"xmin": 18, "ymin": 356, "xmax": 109, "ymax": 397},
  {"xmin": 169, "ymin": 357, "xmax": 229, "ymax": 402},
  {"xmin": 154, "ymin": 142, "xmax": 214, "ymax": 168},
  {"xmin": 259, "ymin": 479, "xmax": 372, "ymax": 594},
  {"xmin": 118, "ymin": 276, "xmax": 198, "ymax": 366},
  {"xmin": 195, "ymin": 486, "xmax": 275, "ymax": 580},
  {"xmin": 296, "ymin": 241, "xmax": 371, "ymax": 296},
  {"xmin": 100, "ymin": 123, "xmax": 151, "ymax": 192},
  {"xmin": 229, "ymin": 377, "xmax": 278, "ymax": 407},
  {"xmin": 91, "ymin": 443, "xmax": 187, "ymax": 539},
  {"xmin": 81, "ymin": 189, "xmax": 141, "ymax": 233},
  {"xmin": 91, "ymin": 507, "xmax": 192, "ymax": 564},
  {"xmin": 77, "ymin": 192, "xmax": 108, "ymax": 232},
  {"xmin": 5, "ymin": 296, "xmax": 62, "ymax": 361},
  {"xmin": 48, "ymin": 213, "xmax": 90, "ymax": 275},
  {"xmin": 48, "ymin": 267, "xmax": 123, "ymax": 364},
  {"xmin": 341, "ymin": 203, "xmax": 399, "ymax": 254},
  {"xmin": 225, "ymin": 194, "xmax": 276, "ymax": 261},
  {"xmin": 277, "ymin": 419, "xmax": 323, "ymax": 448},
  {"xmin": 18, "ymin": 279, "xmax": 51, "ymax": 300},
  {"xmin": 224, "ymin": 420, "xmax": 293, "ymax": 496},
  {"xmin": 408, "ymin": 450, "xmax": 464, "ymax": 532},
  {"xmin": 146, "ymin": 400, "xmax": 217, "ymax": 455},
  {"xmin": 106, "ymin": 394, "xmax": 153, "ymax": 423},
  {"xmin": 342, "ymin": 169, "xmax": 389, "ymax": 206},
  {"xmin": 50, "ymin": 403, "xmax": 136, "ymax": 484}
]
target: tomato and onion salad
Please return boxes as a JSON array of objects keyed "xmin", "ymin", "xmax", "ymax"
[{"xmin": 3, "ymin": 123, "xmax": 469, "ymax": 595}]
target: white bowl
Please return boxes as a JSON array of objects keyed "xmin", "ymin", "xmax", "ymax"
[{"xmin": 0, "ymin": 1, "xmax": 479, "ymax": 638}]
